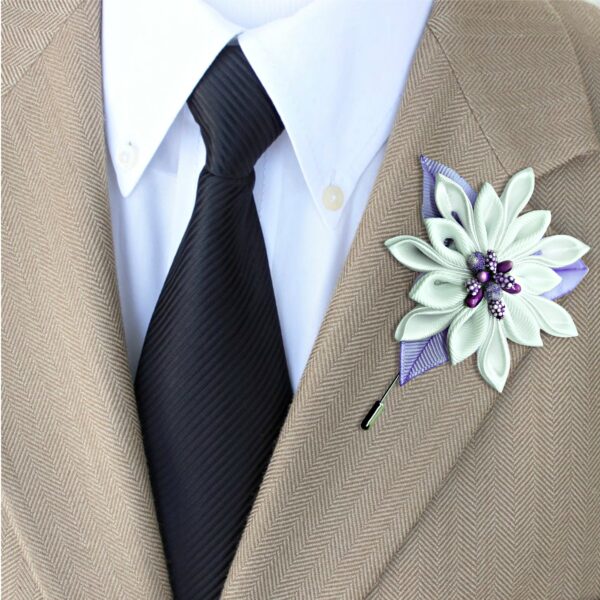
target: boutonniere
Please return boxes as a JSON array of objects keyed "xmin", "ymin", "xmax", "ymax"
[
  {"xmin": 363, "ymin": 157, "xmax": 590, "ymax": 429},
  {"xmin": 387, "ymin": 155, "xmax": 590, "ymax": 394}
]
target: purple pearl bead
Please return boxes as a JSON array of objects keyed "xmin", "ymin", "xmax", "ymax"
[
  {"xmin": 497, "ymin": 260, "xmax": 513, "ymax": 273},
  {"xmin": 465, "ymin": 288, "xmax": 484, "ymax": 308},
  {"xmin": 504, "ymin": 282, "xmax": 522, "ymax": 294},
  {"xmin": 476, "ymin": 270, "xmax": 490, "ymax": 283}
]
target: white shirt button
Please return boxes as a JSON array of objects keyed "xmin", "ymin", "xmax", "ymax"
[
  {"xmin": 118, "ymin": 143, "xmax": 138, "ymax": 170},
  {"xmin": 322, "ymin": 185, "xmax": 344, "ymax": 211}
]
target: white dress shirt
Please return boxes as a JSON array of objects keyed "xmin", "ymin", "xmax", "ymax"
[{"xmin": 102, "ymin": 0, "xmax": 432, "ymax": 389}]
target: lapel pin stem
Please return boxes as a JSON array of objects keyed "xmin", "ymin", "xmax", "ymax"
[{"xmin": 361, "ymin": 373, "xmax": 400, "ymax": 430}]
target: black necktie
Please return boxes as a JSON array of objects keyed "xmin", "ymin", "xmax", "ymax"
[{"xmin": 134, "ymin": 45, "xmax": 293, "ymax": 599}]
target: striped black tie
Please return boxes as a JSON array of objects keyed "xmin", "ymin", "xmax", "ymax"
[{"xmin": 134, "ymin": 45, "xmax": 293, "ymax": 599}]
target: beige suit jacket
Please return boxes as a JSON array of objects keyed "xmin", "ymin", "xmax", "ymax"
[{"xmin": 3, "ymin": 1, "xmax": 600, "ymax": 598}]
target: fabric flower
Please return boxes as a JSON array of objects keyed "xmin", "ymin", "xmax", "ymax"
[{"xmin": 387, "ymin": 166, "xmax": 589, "ymax": 392}]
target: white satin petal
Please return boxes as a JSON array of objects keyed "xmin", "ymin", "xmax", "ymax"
[
  {"xmin": 522, "ymin": 294, "xmax": 578, "ymax": 338},
  {"xmin": 385, "ymin": 235, "xmax": 464, "ymax": 273},
  {"xmin": 503, "ymin": 294, "xmax": 543, "ymax": 347},
  {"xmin": 447, "ymin": 303, "xmax": 490, "ymax": 364},
  {"xmin": 474, "ymin": 182, "xmax": 504, "ymax": 251},
  {"xmin": 519, "ymin": 235, "xmax": 590, "ymax": 268},
  {"xmin": 409, "ymin": 271, "xmax": 467, "ymax": 310},
  {"xmin": 501, "ymin": 167, "xmax": 535, "ymax": 229},
  {"xmin": 434, "ymin": 174, "xmax": 479, "ymax": 246},
  {"xmin": 477, "ymin": 319, "xmax": 511, "ymax": 393},
  {"xmin": 395, "ymin": 306, "xmax": 459, "ymax": 342},
  {"xmin": 498, "ymin": 210, "xmax": 551, "ymax": 259},
  {"xmin": 425, "ymin": 218, "xmax": 475, "ymax": 265},
  {"xmin": 512, "ymin": 263, "xmax": 562, "ymax": 295}
]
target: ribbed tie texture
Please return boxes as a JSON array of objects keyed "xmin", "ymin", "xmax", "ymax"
[{"xmin": 134, "ymin": 45, "xmax": 292, "ymax": 599}]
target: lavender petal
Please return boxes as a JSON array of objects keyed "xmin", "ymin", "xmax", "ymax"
[
  {"xmin": 399, "ymin": 329, "xmax": 449, "ymax": 386},
  {"xmin": 543, "ymin": 259, "xmax": 588, "ymax": 301},
  {"xmin": 420, "ymin": 154, "xmax": 477, "ymax": 220}
]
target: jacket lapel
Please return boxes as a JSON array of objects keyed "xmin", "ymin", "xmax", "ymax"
[
  {"xmin": 2, "ymin": 1, "xmax": 171, "ymax": 597},
  {"xmin": 223, "ymin": 2, "xmax": 598, "ymax": 598}
]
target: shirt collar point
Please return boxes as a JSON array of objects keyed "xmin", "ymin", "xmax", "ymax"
[{"xmin": 110, "ymin": 149, "xmax": 145, "ymax": 198}]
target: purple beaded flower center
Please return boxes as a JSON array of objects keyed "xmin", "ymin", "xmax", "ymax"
[{"xmin": 464, "ymin": 250, "xmax": 521, "ymax": 319}]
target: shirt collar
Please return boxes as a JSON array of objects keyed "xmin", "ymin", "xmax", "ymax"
[{"xmin": 103, "ymin": 0, "xmax": 433, "ymax": 217}]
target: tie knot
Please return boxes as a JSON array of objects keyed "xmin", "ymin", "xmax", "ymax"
[{"xmin": 187, "ymin": 45, "xmax": 284, "ymax": 178}]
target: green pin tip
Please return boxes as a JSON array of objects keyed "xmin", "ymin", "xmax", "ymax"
[{"xmin": 361, "ymin": 400, "xmax": 385, "ymax": 430}]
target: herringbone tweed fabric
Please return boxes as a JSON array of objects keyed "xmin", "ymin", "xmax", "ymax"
[
  {"xmin": 2, "ymin": 1, "xmax": 599, "ymax": 599},
  {"xmin": 2, "ymin": 1, "xmax": 172, "ymax": 598}
]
